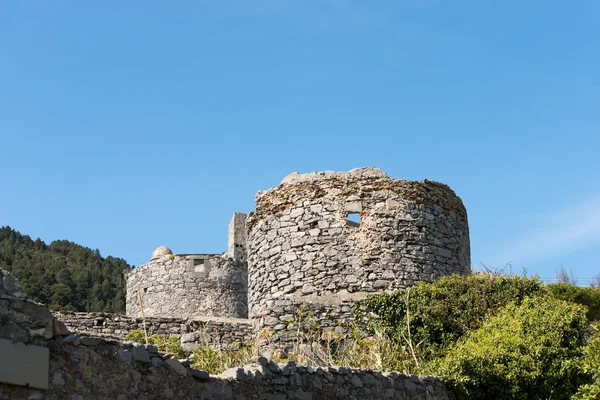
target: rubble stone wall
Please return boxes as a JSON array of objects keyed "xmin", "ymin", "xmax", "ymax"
[
  {"xmin": 2, "ymin": 337, "xmax": 452, "ymax": 400},
  {"xmin": 125, "ymin": 254, "xmax": 248, "ymax": 319},
  {"xmin": 54, "ymin": 310, "xmax": 254, "ymax": 348},
  {"xmin": 1, "ymin": 269, "xmax": 452, "ymax": 400},
  {"xmin": 252, "ymin": 293, "xmax": 368, "ymax": 353},
  {"xmin": 246, "ymin": 167, "xmax": 470, "ymax": 317}
]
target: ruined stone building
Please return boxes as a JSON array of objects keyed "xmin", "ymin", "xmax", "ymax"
[
  {"xmin": 0, "ymin": 167, "xmax": 470, "ymax": 398},
  {"xmin": 125, "ymin": 213, "xmax": 248, "ymax": 320},
  {"xmin": 125, "ymin": 167, "xmax": 470, "ymax": 341}
]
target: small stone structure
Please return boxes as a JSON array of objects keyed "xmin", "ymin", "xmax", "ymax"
[
  {"xmin": 125, "ymin": 214, "xmax": 249, "ymax": 319},
  {"xmin": 151, "ymin": 245, "xmax": 173, "ymax": 259}
]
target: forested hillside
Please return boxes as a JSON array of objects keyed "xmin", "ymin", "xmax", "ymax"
[{"xmin": 0, "ymin": 226, "xmax": 131, "ymax": 312}]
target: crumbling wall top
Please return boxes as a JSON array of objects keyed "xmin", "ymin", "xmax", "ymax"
[
  {"xmin": 279, "ymin": 167, "xmax": 388, "ymax": 186},
  {"xmin": 249, "ymin": 167, "xmax": 466, "ymax": 230}
]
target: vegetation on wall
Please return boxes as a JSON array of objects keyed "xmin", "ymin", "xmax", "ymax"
[
  {"xmin": 0, "ymin": 226, "xmax": 130, "ymax": 312},
  {"xmin": 125, "ymin": 330, "xmax": 187, "ymax": 359}
]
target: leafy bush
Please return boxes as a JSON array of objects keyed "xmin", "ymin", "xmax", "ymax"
[
  {"xmin": 573, "ymin": 322, "xmax": 600, "ymax": 400},
  {"xmin": 546, "ymin": 283, "xmax": 600, "ymax": 321},
  {"xmin": 356, "ymin": 274, "xmax": 545, "ymax": 356},
  {"xmin": 426, "ymin": 296, "xmax": 587, "ymax": 400},
  {"xmin": 125, "ymin": 330, "xmax": 187, "ymax": 359}
]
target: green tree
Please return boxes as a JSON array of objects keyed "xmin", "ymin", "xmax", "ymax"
[
  {"xmin": 49, "ymin": 283, "xmax": 73, "ymax": 309},
  {"xmin": 0, "ymin": 226, "xmax": 131, "ymax": 312}
]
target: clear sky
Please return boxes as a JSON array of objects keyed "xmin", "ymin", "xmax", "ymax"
[{"xmin": 1, "ymin": 1, "xmax": 598, "ymax": 283}]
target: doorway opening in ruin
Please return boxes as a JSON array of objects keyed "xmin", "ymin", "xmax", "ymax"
[{"xmin": 346, "ymin": 212, "xmax": 361, "ymax": 228}]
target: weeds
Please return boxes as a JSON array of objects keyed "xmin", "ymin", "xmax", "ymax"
[
  {"xmin": 265, "ymin": 303, "xmax": 423, "ymax": 374},
  {"xmin": 125, "ymin": 330, "xmax": 187, "ymax": 359},
  {"xmin": 191, "ymin": 341, "xmax": 255, "ymax": 374}
]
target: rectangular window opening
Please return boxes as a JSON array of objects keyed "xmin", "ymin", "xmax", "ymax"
[
  {"xmin": 347, "ymin": 212, "xmax": 361, "ymax": 228},
  {"xmin": 193, "ymin": 258, "xmax": 210, "ymax": 274}
]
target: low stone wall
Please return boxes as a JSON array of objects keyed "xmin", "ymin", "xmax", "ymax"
[
  {"xmin": 0, "ymin": 270, "xmax": 450, "ymax": 400},
  {"xmin": 2, "ymin": 335, "xmax": 451, "ymax": 400},
  {"xmin": 54, "ymin": 292, "xmax": 374, "ymax": 355},
  {"xmin": 53, "ymin": 311, "xmax": 254, "ymax": 349},
  {"xmin": 220, "ymin": 360, "xmax": 451, "ymax": 400},
  {"xmin": 1, "ymin": 269, "xmax": 452, "ymax": 400}
]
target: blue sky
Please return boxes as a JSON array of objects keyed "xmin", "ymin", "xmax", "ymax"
[{"xmin": 1, "ymin": 1, "xmax": 598, "ymax": 283}]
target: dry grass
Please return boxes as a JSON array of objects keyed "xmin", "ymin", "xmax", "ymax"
[{"xmin": 189, "ymin": 324, "xmax": 423, "ymax": 375}]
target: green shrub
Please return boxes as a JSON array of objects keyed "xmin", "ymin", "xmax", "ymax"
[
  {"xmin": 426, "ymin": 296, "xmax": 587, "ymax": 400},
  {"xmin": 125, "ymin": 329, "xmax": 146, "ymax": 343},
  {"xmin": 573, "ymin": 322, "xmax": 600, "ymax": 400},
  {"xmin": 125, "ymin": 329, "xmax": 187, "ymax": 359},
  {"xmin": 356, "ymin": 274, "xmax": 545, "ymax": 356},
  {"xmin": 150, "ymin": 335, "xmax": 187, "ymax": 359},
  {"xmin": 546, "ymin": 283, "xmax": 600, "ymax": 322}
]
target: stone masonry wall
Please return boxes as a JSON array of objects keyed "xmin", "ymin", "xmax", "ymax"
[
  {"xmin": 253, "ymin": 293, "xmax": 368, "ymax": 354},
  {"xmin": 54, "ymin": 310, "xmax": 254, "ymax": 349},
  {"xmin": 126, "ymin": 253, "xmax": 248, "ymax": 319},
  {"xmin": 246, "ymin": 167, "xmax": 470, "ymax": 317},
  {"xmin": 3, "ymin": 338, "xmax": 452, "ymax": 400},
  {"xmin": 1, "ymin": 269, "xmax": 452, "ymax": 400}
]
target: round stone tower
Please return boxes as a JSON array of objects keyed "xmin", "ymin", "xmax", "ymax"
[{"xmin": 246, "ymin": 167, "xmax": 470, "ymax": 318}]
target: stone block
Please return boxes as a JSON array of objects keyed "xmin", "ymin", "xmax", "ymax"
[
  {"xmin": 80, "ymin": 336, "xmax": 102, "ymax": 346},
  {"xmin": 345, "ymin": 202, "xmax": 362, "ymax": 213},
  {"xmin": 0, "ymin": 338, "xmax": 49, "ymax": 389},
  {"xmin": 189, "ymin": 368, "xmax": 210, "ymax": 380},
  {"xmin": 132, "ymin": 344, "xmax": 150, "ymax": 363},
  {"xmin": 165, "ymin": 357, "xmax": 187, "ymax": 376}
]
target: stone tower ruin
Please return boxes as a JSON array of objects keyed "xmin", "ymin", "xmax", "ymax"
[
  {"xmin": 246, "ymin": 167, "xmax": 470, "ymax": 320},
  {"xmin": 126, "ymin": 167, "xmax": 470, "ymax": 328}
]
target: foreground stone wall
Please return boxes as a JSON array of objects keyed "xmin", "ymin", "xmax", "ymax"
[
  {"xmin": 246, "ymin": 167, "xmax": 470, "ymax": 317},
  {"xmin": 1, "ymin": 269, "xmax": 452, "ymax": 400},
  {"xmin": 126, "ymin": 253, "xmax": 248, "ymax": 319},
  {"xmin": 0, "ymin": 270, "xmax": 69, "ymax": 344},
  {"xmin": 2, "ymin": 337, "xmax": 451, "ymax": 400}
]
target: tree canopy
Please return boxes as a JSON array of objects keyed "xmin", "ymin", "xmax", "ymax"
[{"xmin": 0, "ymin": 226, "xmax": 131, "ymax": 312}]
